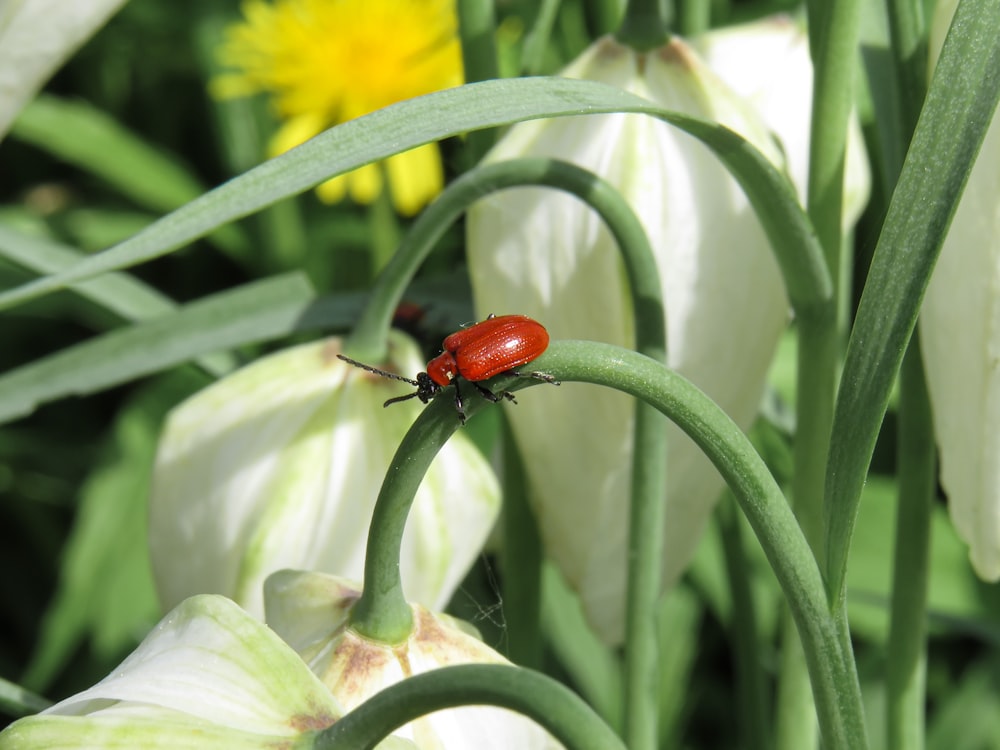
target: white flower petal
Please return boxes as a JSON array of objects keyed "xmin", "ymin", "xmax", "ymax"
[
  {"xmin": 264, "ymin": 571, "xmax": 563, "ymax": 749},
  {"xmin": 467, "ymin": 35, "xmax": 789, "ymax": 643},
  {"xmin": 693, "ymin": 16, "xmax": 870, "ymax": 225},
  {"xmin": 41, "ymin": 596, "xmax": 340, "ymax": 734},
  {"xmin": 150, "ymin": 332, "xmax": 500, "ymax": 617}
]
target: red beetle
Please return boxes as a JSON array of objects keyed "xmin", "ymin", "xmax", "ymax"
[{"xmin": 338, "ymin": 314, "xmax": 558, "ymax": 423}]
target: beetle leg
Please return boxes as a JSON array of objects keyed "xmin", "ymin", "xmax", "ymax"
[
  {"xmin": 453, "ymin": 382, "xmax": 468, "ymax": 424},
  {"xmin": 509, "ymin": 369, "xmax": 561, "ymax": 386},
  {"xmin": 473, "ymin": 382, "xmax": 517, "ymax": 405}
]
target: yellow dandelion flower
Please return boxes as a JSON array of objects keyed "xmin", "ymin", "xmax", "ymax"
[{"xmin": 214, "ymin": 0, "xmax": 464, "ymax": 216}]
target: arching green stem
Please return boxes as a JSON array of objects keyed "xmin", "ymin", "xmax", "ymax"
[
  {"xmin": 315, "ymin": 664, "xmax": 627, "ymax": 750},
  {"xmin": 341, "ymin": 158, "xmax": 664, "ymax": 363},
  {"xmin": 347, "ymin": 161, "xmax": 669, "ymax": 694},
  {"xmin": 351, "ymin": 340, "xmax": 868, "ymax": 749}
]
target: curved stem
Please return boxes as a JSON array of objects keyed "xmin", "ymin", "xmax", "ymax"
[
  {"xmin": 341, "ymin": 158, "xmax": 666, "ymax": 362},
  {"xmin": 351, "ymin": 340, "xmax": 869, "ymax": 748},
  {"xmin": 347, "ymin": 160, "xmax": 669, "ymax": 668},
  {"xmin": 315, "ymin": 664, "xmax": 627, "ymax": 750}
]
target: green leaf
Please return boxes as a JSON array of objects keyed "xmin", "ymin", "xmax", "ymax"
[
  {"xmin": 0, "ymin": 273, "xmax": 322, "ymax": 424},
  {"xmin": 0, "ymin": 225, "xmax": 236, "ymax": 376},
  {"xmin": 9, "ymin": 95, "xmax": 248, "ymax": 256},
  {"xmin": 0, "ymin": 76, "xmax": 826, "ymax": 322},
  {"xmin": 19, "ymin": 380, "xmax": 193, "ymax": 692},
  {"xmin": 824, "ymin": 0, "xmax": 1000, "ymax": 603}
]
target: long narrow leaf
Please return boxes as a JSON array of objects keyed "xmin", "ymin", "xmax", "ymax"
[
  {"xmin": 0, "ymin": 226, "xmax": 237, "ymax": 376},
  {"xmin": 10, "ymin": 95, "xmax": 249, "ymax": 255},
  {"xmin": 0, "ymin": 273, "xmax": 321, "ymax": 423},
  {"xmin": 824, "ymin": 0, "xmax": 1000, "ymax": 603},
  {"xmin": 0, "ymin": 76, "xmax": 825, "ymax": 317}
]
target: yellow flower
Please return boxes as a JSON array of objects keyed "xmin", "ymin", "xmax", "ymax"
[{"xmin": 214, "ymin": 0, "xmax": 463, "ymax": 215}]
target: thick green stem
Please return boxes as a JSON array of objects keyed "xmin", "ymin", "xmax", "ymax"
[
  {"xmin": 883, "ymin": 2, "xmax": 931, "ymax": 747},
  {"xmin": 718, "ymin": 494, "xmax": 771, "ymax": 750},
  {"xmin": 315, "ymin": 664, "xmax": 626, "ymax": 750},
  {"xmin": 353, "ymin": 341, "xmax": 869, "ymax": 748},
  {"xmin": 457, "ymin": 0, "xmax": 499, "ymax": 162},
  {"xmin": 675, "ymin": 0, "xmax": 710, "ymax": 37},
  {"xmin": 501, "ymin": 419, "xmax": 544, "ymax": 669},
  {"xmin": 347, "ymin": 159, "xmax": 669, "ymax": 672},
  {"xmin": 342, "ymin": 158, "xmax": 666, "ymax": 362},
  {"xmin": 776, "ymin": 2, "xmax": 862, "ymax": 746},
  {"xmin": 615, "ymin": 0, "xmax": 671, "ymax": 52},
  {"xmin": 886, "ymin": 342, "xmax": 935, "ymax": 749}
]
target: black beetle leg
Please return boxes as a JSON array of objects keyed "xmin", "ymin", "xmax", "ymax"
[
  {"xmin": 509, "ymin": 369, "xmax": 561, "ymax": 386},
  {"xmin": 453, "ymin": 381, "xmax": 468, "ymax": 424},
  {"xmin": 473, "ymin": 381, "xmax": 515, "ymax": 404}
]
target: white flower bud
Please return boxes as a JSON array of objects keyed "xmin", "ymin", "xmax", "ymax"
[
  {"xmin": 149, "ymin": 331, "xmax": 500, "ymax": 617},
  {"xmin": 466, "ymin": 28, "xmax": 868, "ymax": 643},
  {"xmin": 264, "ymin": 570, "xmax": 564, "ymax": 749}
]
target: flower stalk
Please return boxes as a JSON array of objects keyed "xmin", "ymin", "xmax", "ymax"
[
  {"xmin": 356, "ymin": 339, "xmax": 868, "ymax": 748},
  {"xmin": 315, "ymin": 664, "xmax": 626, "ymax": 750}
]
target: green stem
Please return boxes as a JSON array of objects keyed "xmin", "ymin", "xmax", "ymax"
[
  {"xmin": 354, "ymin": 340, "xmax": 869, "ymax": 748},
  {"xmin": 501, "ymin": 419, "xmax": 544, "ymax": 669},
  {"xmin": 805, "ymin": 0, "xmax": 862, "ymax": 288},
  {"xmin": 775, "ymin": 607, "xmax": 818, "ymax": 750},
  {"xmin": 883, "ymin": 4, "xmax": 931, "ymax": 748},
  {"xmin": 522, "ymin": 0, "xmax": 562, "ymax": 76},
  {"xmin": 776, "ymin": 2, "xmax": 862, "ymax": 746},
  {"xmin": 615, "ymin": 0, "xmax": 671, "ymax": 52},
  {"xmin": 342, "ymin": 158, "xmax": 667, "ymax": 362},
  {"xmin": 886, "ymin": 341, "xmax": 935, "ymax": 750},
  {"xmin": 675, "ymin": 0, "xmax": 710, "ymax": 37},
  {"xmin": 887, "ymin": 0, "xmax": 928, "ymax": 140},
  {"xmin": 347, "ymin": 159, "xmax": 669, "ymax": 666},
  {"xmin": 717, "ymin": 494, "xmax": 771, "ymax": 750},
  {"xmin": 315, "ymin": 664, "xmax": 626, "ymax": 750},
  {"xmin": 824, "ymin": 0, "xmax": 1000, "ymax": 609},
  {"xmin": 457, "ymin": 0, "xmax": 499, "ymax": 162},
  {"xmin": 586, "ymin": 0, "xmax": 626, "ymax": 37},
  {"xmin": 348, "ymin": 406, "xmax": 459, "ymax": 643},
  {"xmin": 776, "ymin": 314, "xmax": 836, "ymax": 750}
]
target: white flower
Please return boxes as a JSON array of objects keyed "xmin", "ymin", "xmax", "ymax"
[
  {"xmin": 919, "ymin": 0, "xmax": 1000, "ymax": 579},
  {"xmin": 149, "ymin": 331, "xmax": 500, "ymax": 617},
  {"xmin": 264, "ymin": 570, "xmax": 564, "ymax": 749},
  {"xmin": 0, "ymin": 595, "xmax": 413, "ymax": 749},
  {"xmin": 692, "ymin": 15, "xmax": 870, "ymax": 219},
  {"xmin": 0, "ymin": 0, "xmax": 128, "ymax": 140},
  {"xmin": 466, "ymin": 29, "xmax": 868, "ymax": 644}
]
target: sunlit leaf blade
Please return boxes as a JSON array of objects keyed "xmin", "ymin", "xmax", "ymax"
[
  {"xmin": 0, "ymin": 225, "xmax": 236, "ymax": 376},
  {"xmin": 824, "ymin": 0, "xmax": 1000, "ymax": 603},
  {"xmin": 0, "ymin": 76, "xmax": 823, "ymax": 318},
  {"xmin": 9, "ymin": 95, "xmax": 249, "ymax": 255},
  {"xmin": 0, "ymin": 273, "xmax": 319, "ymax": 424}
]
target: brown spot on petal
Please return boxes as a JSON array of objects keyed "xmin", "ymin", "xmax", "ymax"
[
  {"xmin": 289, "ymin": 707, "xmax": 338, "ymax": 733},
  {"xmin": 656, "ymin": 36, "xmax": 699, "ymax": 71}
]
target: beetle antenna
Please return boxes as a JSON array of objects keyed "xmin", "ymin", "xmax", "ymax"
[{"xmin": 337, "ymin": 354, "xmax": 420, "ymax": 387}]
